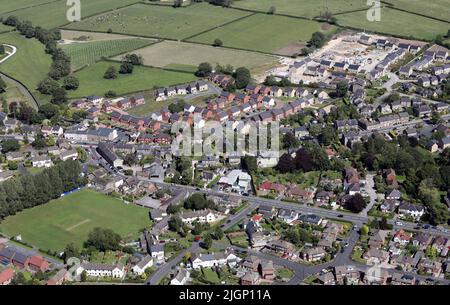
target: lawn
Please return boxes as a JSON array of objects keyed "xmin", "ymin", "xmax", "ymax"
[
  {"xmin": 63, "ymin": 2, "xmax": 251, "ymax": 40},
  {"xmin": 188, "ymin": 13, "xmax": 336, "ymax": 54},
  {"xmin": 336, "ymin": 7, "xmax": 449, "ymax": 40},
  {"xmin": 384, "ymin": 0, "xmax": 450, "ymax": 22},
  {"xmin": 276, "ymin": 267, "xmax": 294, "ymax": 279},
  {"xmin": 0, "ymin": 0, "xmax": 142, "ymax": 29},
  {"xmin": 69, "ymin": 61, "xmax": 198, "ymax": 98},
  {"xmin": 115, "ymin": 40, "xmax": 278, "ymax": 73},
  {"xmin": 61, "ymin": 38, "xmax": 155, "ymax": 70},
  {"xmin": 0, "ymin": 78, "xmax": 33, "ymax": 106},
  {"xmin": 231, "ymin": 0, "xmax": 368, "ymax": 18},
  {"xmin": 0, "ymin": 32, "xmax": 52, "ymax": 105},
  {"xmin": 0, "ymin": 189, "xmax": 150, "ymax": 252}
]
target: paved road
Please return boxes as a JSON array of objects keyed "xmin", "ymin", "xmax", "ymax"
[{"xmin": 359, "ymin": 174, "xmax": 377, "ymax": 217}]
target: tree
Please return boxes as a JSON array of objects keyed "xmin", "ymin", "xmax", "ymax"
[
  {"xmin": 63, "ymin": 243, "xmax": 80, "ymax": 263},
  {"xmin": 63, "ymin": 76, "xmax": 79, "ymax": 90},
  {"xmin": 84, "ymin": 227, "xmax": 121, "ymax": 252},
  {"xmin": 360, "ymin": 225, "xmax": 369, "ymax": 235},
  {"xmin": 123, "ymin": 53, "xmax": 143, "ymax": 66},
  {"xmin": 104, "ymin": 66, "xmax": 118, "ymax": 79},
  {"xmin": 123, "ymin": 153, "xmax": 138, "ymax": 166},
  {"xmin": 119, "ymin": 62, "xmax": 134, "ymax": 74},
  {"xmin": 105, "ymin": 90, "xmax": 117, "ymax": 98},
  {"xmin": 39, "ymin": 103, "xmax": 59, "ymax": 119},
  {"xmin": 184, "ymin": 193, "xmax": 215, "ymax": 210},
  {"xmin": 212, "ymin": 38, "xmax": 223, "ymax": 47},
  {"xmin": 37, "ymin": 77, "xmax": 59, "ymax": 95},
  {"xmin": 195, "ymin": 62, "xmax": 212, "ymax": 77},
  {"xmin": 234, "ymin": 67, "xmax": 251, "ymax": 89},
  {"xmin": 32, "ymin": 132, "xmax": 46, "ymax": 149},
  {"xmin": 241, "ymin": 155, "xmax": 257, "ymax": 173},
  {"xmin": 345, "ymin": 193, "xmax": 367, "ymax": 213},
  {"xmin": 202, "ymin": 234, "xmax": 212, "ymax": 249},
  {"xmin": 168, "ymin": 215, "xmax": 184, "ymax": 233},
  {"xmin": 8, "ymin": 161, "xmax": 18, "ymax": 170},
  {"xmin": 4, "ymin": 16, "xmax": 19, "ymax": 27},
  {"xmin": 335, "ymin": 81, "xmax": 348, "ymax": 98},
  {"xmin": 80, "ymin": 270, "xmax": 87, "ymax": 282},
  {"xmin": 213, "ymin": 227, "xmax": 224, "ymax": 240},
  {"xmin": 51, "ymin": 87, "xmax": 67, "ymax": 105},
  {"xmin": 168, "ymin": 100, "xmax": 186, "ymax": 113},
  {"xmin": 276, "ymin": 153, "xmax": 296, "ymax": 173},
  {"xmin": 268, "ymin": 6, "xmax": 276, "ymax": 14},
  {"xmin": 309, "ymin": 32, "xmax": 326, "ymax": 48},
  {"xmin": 166, "ymin": 203, "xmax": 181, "ymax": 214},
  {"xmin": 282, "ymin": 131, "xmax": 300, "ymax": 149},
  {"xmin": 0, "ymin": 78, "xmax": 6, "ymax": 93},
  {"xmin": 1, "ymin": 139, "xmax": 20, "ymax": 153}
]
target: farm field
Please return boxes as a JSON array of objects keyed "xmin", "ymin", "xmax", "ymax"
[
  {"xmin": 231, "ymin": 0, "xmax": 368, "ymax": 18},
  {"xmin": 116, "ymin": 40, "xmax": 279, "ymax": 73},
  {"xmin": 69, "ymin": 61, "xmax": 198, "ymax": 98},
  {"xmin": 61, "ymin": 38, "xmax": 155, "ymax": 70},
  {"xmin": 336, "ymin": 7, "xmax": 449, "ymax": 40},
  {"xmin": 0, "ymin": 32, "xmax": 52, "ymax": 104},
  {"xmin": 188, "ymin": 13, "xmax": 336, "ymax": 54},
  {"xmin": 0, "ymin": 189, "xmax": 150, "ymax": 252},
  {"xmin": 0, "ymin": 0, "xmax": 56, "ymax": 15},
  {"xmin": 0, "ymin": 0, "xmax": 142, "ymax": 29},
  {"xmin": 384, "ymin": 0, "xmax": 450, "ymax": 22},
  {"xmin": 63, "ymin": 3, "xmax": 251, "ymax": 40}
]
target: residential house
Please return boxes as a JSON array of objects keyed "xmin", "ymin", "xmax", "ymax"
[{"xmin": 171, "ymin": 269, "xmax": 190, "ymax": 285}]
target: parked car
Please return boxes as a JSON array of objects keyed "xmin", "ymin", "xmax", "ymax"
[
  {"xmin": 395, "ymin": 221, "xmax": 403, "ymax": 226},
  {"xmin": 337, "ymin": 214, "xmax": 344, "ymax": 218}
]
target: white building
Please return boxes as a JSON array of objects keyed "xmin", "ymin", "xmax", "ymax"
[
  {"xmin": 179, "ymin": 209, "xmax": 218, "ymax": 225},
  {"xmin": 60, "ymin": 149, "xmax": 78, "ymax": 161},
  {"xmin": 218, "ymin": 169, "xmax": 252, "ymax": 194},
  {"xmin": 32, "ymin": 155, "xmax": 53, "ymax": 168},
  {"xmin": 77, "ymin": 262, "xmax": 124, "ymax": 279},
  {"xmin": 149, "ymin": 244, "xmax": 165, "ymax": 262},
  {"xmin": 132, "ymin": 255, "xmax": 153, "ymax": 276},
  {"xmin": 170, "ymin": 269, "xmax": 190, "ymax": 285},
  {"xmin": 190, "ymin": 252, "xmax": 238, "ymax": 270}
]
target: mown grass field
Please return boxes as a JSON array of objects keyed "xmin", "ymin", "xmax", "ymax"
[
  {"xmin": 384, "ymin": 0, "xmax": 450, "ymax": 22},
  {"xmin": 231, "ymin": 0, "xmax": 367, "ymax": 18},
  {"xmin": 0, "ymin": 78, "xmax": 31, "ymax": 106},
  {"xmin": 61, "ymin": 38, "xmax": 155, "ymax": 70},
  {"xmin": 0, "ymin": 189, "xmax": 150, "ymax": 252},
  {"xmin": 116, "ymin": 40, "xmax": 278, "ymax": 72},
  {"xmin": 189, "ymin": 13, "xmax": 336, "ymax": 54},
  {"xmin": 0, "ymin": 0, "xmax": 56, "ymax": 15},
  {"xmin": 336, "ymin": 7, "xmax": 449, "ymax": 40},
  {"xmin": 64, "ymin": 3, "xmax": 251, "ymax": 40},
  {"xmin": 0, "ymin": 0, "xmax": 142, "ymax": 29},
  {"xmin": 0, "ymin": 32, "xmax": 52, "ymax": 104},
  {"xmin": 69, "ymin": 61, "xmax": 198, "ymax": 98},
  {"xmin": 60, "ymin": 29, "xmax": 140, "ymax": 41}
]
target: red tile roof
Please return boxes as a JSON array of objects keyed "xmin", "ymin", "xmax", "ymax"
[{"xmin": 0, "ymin": 268, "xmax": 15, "ymax": 284}]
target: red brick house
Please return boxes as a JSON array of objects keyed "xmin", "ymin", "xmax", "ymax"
[{"xmin": 28, "ymin": 255, "xmax": 50, "ymax": 273}]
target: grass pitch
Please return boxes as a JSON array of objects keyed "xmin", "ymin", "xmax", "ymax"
[{"xmin": 0, "ymin": 189, "xmax": 150, "ymax": 252}]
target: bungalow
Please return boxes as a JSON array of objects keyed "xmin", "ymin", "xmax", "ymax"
[
  {"xmin": 0, "ymin": 268, "xmax": 15, "ymax": 285},
  {"xmin": 300, "ymin": 247, "xmax": 327, "ymax": 262},
  {"xmin": 363, "ymin": 248, "xmax": 389, "ymax": 265},
  {"xmin": 277, "ymin": 209, "xmax": 299, "ymax": 224},
  {"xmin": 298, "ymin": 214, "xmax": 323, "ymax": 226},
  {"xmin": 190, "ymin": 252, "xmax": 237, "ymax": 269}
]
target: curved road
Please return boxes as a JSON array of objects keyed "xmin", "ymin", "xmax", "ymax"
[{"xmin": 0, "ymin": 43, "xmax": 39, "ymax": 110}]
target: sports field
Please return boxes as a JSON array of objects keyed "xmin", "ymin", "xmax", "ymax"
[
  {"xmin": 0, "ymin": 189, "xmax": 150, "ymax": 252},
  {"xmin": 63, "ymin": 3, "xmax": 251, "ymax": 40},
  {"xmin": 336, "ymin": 7, "xmax": 449, "ymax": 40},
  {"xmin": 61, "ymin": 38, "xmax": 155, "ymax": 70},
  {"xmin": 70, "ymin": 61, "xmax": 198, "ymax": 98},
  {"xmin": 116, "ymin": 40, "xmax": 278, "ymax": 72},
  {"xmin": 0, "ymin": 32, "xmax": 52, "ymax": 104},
  {"xmin": 384, "ymin": 0, "xmax": 450, "ymax": 22},
  {"xmin": 188, "ymin": 13, "xmax": 336, "ymax": 54},
  {"xmin": 0, "ymin": 0, "xmax": 142, "ymax": 29},
  {"xmin": 231, "ymin": 0, "xmax": 367, "ymax": 18}
]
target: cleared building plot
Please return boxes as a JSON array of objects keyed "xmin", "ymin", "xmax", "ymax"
[
  {"xmin": 231, "ymin": 0, "xmax": 368, "ymax": 18},
  {"xmin": 188, "ymin": 14, "xmax": 336, "ymax": 55},
  {"xmin": 61, "ymin": 38, "xmax": 155, "ymax": 70},
  {"xmin": 336, "ymin": 7, "xmax": 449, "ymax": 41},
  {"xmin": 0, "ymin": 0, "xmax": 142, "ymax": 29},
  {"xmin": 63, "ymin": 3, "xmax": 252, "ymax": 40},
  {"xmin": 115, "ymin": 40, "xmax": 279, "ymax": 73}
]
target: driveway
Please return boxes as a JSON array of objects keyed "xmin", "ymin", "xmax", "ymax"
[{"xmin": 359, "ymin": 174, "xmax": 378, "ymax": 217}]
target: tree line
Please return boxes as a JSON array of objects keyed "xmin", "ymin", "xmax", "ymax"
[{"xmin": 0, "ymin": 160, "xmax": 86, "ymax": 220}]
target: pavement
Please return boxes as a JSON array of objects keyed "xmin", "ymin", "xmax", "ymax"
[{"xmin": 359, "ymin": 173, "xmax": 377, "ymax": 217}]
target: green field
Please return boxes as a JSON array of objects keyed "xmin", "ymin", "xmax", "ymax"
[
  {"xmin": 69, "ymin": 61, "xmax": 198, "ymax": 98},
  {"xmin": 116, "ymin": 40, "xmax": 278, "ymax": 72},
  {"xmin": 0, "ymin": 189, "xmax": 150, "ymax": 252},
  {"xmin": 231, "ymin": 0, "xmax": 367, "ymax": 18},
  {"xmin": 0, "ymin": 78, "xmax": 31, "ymax": 106},
  {"xmin": 61, "ymin": 38, "xmax": 155, "ymax": 70},
  {"xmin": 0, "ymin": 0, "xmax": 56, "ymax": 14},
  {"xmin": 188, "ymin": 13, "xmax": 336, "ymax": 54},
  {"xmin": 0, "ymin": 23, "xmax": 12, "ymax": 33},
  {"xmin": 384, "ymin": 0, "xmax": 450, "ymax": 22},
  {"xmin": 0, "ymin": 0, "xmax": 142, "ymax": 29},
  {"xmin": 0, "ymin": 32, "xmax": 52, "ymax": 104},
  {"xmin": 64, "ymin": 3, "xmax": 251, "ymax": 40},
  {"xmin": 336, "ymin": 7, "xmax": 449, "ymax": 40}
]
